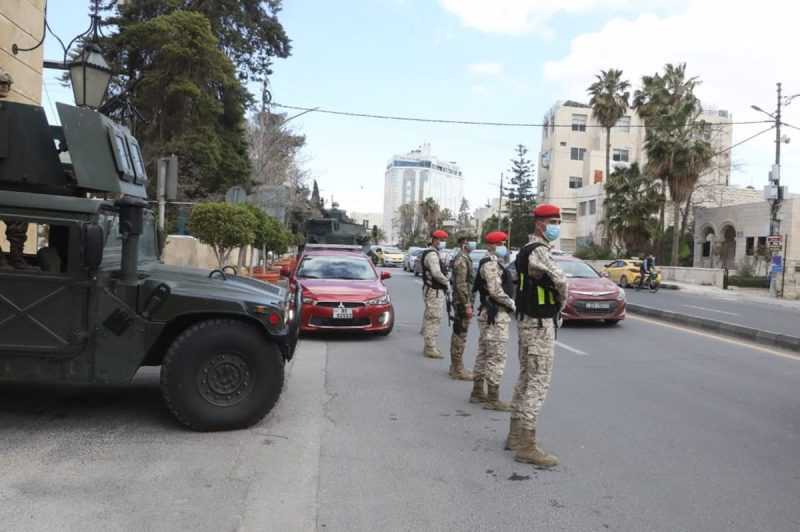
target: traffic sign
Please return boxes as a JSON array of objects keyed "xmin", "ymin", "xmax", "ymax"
[
  {"xmin": 225, "ymin": 186, "xmax": 247, "ymax": 205},
  {"xmin": 769, "ymin": 244, "xmax": 783, "ymax": 252},
  {"xmin": 767, "ymin": 234, "xmax": 781, "ymax": 243}
]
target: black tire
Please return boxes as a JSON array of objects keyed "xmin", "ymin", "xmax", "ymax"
[
  {"xmin": 633, "ymin": 276, "xmax": 642, "ymax": 291},
  {"xmin": 605, "ymin": 319, "xmax": 621, "ymax": 325},
  {"xmin": 649, "ymin": 280, "xmax": 660, "ymax": 293},
  {"xmin": 375, "ymin": 306, "xmax": 395, "ymax": 336},
  {"xmin": 619, "ymin": 276, "xmax": 629, "ymax": 288},
  {"xmin": 160, "ymin": 319, "xmax": 284, "ymax": 431}
]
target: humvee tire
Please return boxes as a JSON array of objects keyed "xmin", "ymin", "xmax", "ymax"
[{"xmin": 160, "ymin": 319, "xmax": 285, "ymax": 431}]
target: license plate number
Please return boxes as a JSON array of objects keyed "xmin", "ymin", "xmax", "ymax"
[
  {"xmin": 586, "ymin": 301, "xmax": 611, "ymax": 309},
  {"xmin": 333, "ymin": 308, "xmax": 353, "ymax": 319}
]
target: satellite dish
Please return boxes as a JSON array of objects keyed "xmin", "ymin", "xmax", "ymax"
[{"xmin": 225, "ymin": 186, "xmax": 247, "ymax": 205}]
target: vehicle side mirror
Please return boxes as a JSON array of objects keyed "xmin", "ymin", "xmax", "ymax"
[
  {"xmin": 280, "ymin": 266, "xmax": 291, "ymax": 278},
  {"xmin": 157, "ymin": 226, "xmax": 165, "ymax": 256},
  {"xmin": 381, "ymin": 270, "xmax": 391, "ymax": 280},
  {"xmin": 600, "ymin": 271, "xmax": 609, "ymax": 278},
  {"xmin": 82, "ymin": 222, "xmax": 104, "ymax": 269}
]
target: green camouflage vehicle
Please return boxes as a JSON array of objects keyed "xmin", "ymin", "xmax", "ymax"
[{"xmin": 0, "ymin": 100, "xmax": 300, "ymax": 431}]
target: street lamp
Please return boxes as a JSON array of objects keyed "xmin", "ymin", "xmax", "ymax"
[
  {"xmin": 12, "ymin": 0, "xmax": 112, "ymax": 110},
  {"xmin": 751, "ymin": 83, "xmax": 800, "ymax": 297}
]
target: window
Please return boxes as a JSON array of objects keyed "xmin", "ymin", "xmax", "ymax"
[
  {"xmin": 745, "ymin": 237, "xmax": 754, "ymax": 256},
  {"xmin": 589, "ymin": 200, "xmax": 596, "ymax": 215},
  {"xmin": 543, "ymin": 120, "xmax": 548, "ymax": 138},
  {"xmin": 570, "ymin": 147, "xmax": 586, "ymax": 161},
  {"xmin": 616, "ymin": 116, "xmax": 631, "ymax": 132},
  {"xmin": 579, "ymin": 202, "xmax": 586, "ymax": 216},
  {"xmin": 702, "ymin": 242, "xmax": 711, "ymax": 257},
  {"xmin": 571, "ymin": 114, "xmax": 587, "ymax": 132},
  {"xmin": 612, "ymin": 149, "xmax": 629, "ymax": 162},
  {"xmin": 757, "ymin": 236, "xmax": 767, "ymax": 253},
  {"xmin": 0, "ymin": 219, "xmax": 72, "ymax": 274},
  {"xmin": 569, "ymin": 176, "xmax": 583, "ymax": 189}
]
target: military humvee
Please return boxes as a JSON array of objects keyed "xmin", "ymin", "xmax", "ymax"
[{"xmin": 0, "ymin": 100, "xmax": 300, "ymax": 431}]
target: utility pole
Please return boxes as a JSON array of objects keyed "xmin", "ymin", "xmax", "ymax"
[
  {"xmin": 770, "ymin": 83, "xmax": 783, "ymax": 298},
  {"xmin": 496, "ymin": 173, "xmax": 504, "ymax": 230}
]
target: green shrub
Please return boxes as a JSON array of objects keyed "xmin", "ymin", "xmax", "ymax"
[{"xmin": 726, "ymin": 276, "xmax": 769, "ymax": 288}]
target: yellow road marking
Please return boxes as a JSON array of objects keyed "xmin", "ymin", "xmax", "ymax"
[{"xmin": 627, "ymin": 314, "xmax": 800, "ymax": 362}]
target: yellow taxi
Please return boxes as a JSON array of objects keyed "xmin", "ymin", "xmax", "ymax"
[
  {"xmin": 379, "ymin": 246, "xmax": 405, "ymax": 267},
  {"xmin": 601, "ymin": 259, "xmax": 662, "ymax": 288}
]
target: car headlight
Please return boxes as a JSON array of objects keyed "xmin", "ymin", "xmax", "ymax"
[
  {"xmin": 302, "ymin": 296, "xmax": 316, "ymax": 305},
  {"xmin": 616, "ymin": 289, "xmax": 626, "ymax": 301},
  {"xmin": 365, "ymin": 295, "xmax": 390, "ymax": 305}
]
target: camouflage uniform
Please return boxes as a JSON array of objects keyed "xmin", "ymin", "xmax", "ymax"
[
  {"xmin": 421, "ymin": 248, "xmax": 448, "ymax": 357},
  {"xmin": 0, "ymin": 221, "xmax": 32, "ymax": 270},
  {"xmin": 471, "ymin": 253, "xmax": 515, "ymax": 409},
  {"xmin": 511, "ymin": 236, "xmax": 568, "ymax": 430},
  {"xmin": 449, "ymin": 250, "xmax": 474, "ymax": 379}
]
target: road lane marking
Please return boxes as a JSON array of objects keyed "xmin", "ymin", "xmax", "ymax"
[
  {"xmin": 556, "ymin": 341, "xmax": 588, "ymax": 356},
  {"xmin": 683, "ymin": 304, "xmax": 739, "ymax": 316},
  {"xmin": 628, "ymin": 315, "xmax": 800, "ymax": 362},
  {"xmin": 415, "ymin": 280, "xmax": 423, "ymax": 286}
]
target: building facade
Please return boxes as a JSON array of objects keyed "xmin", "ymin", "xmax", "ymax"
[
  {"xmin": 382, "ymin": 143, "xmax": 464, "ymax": 243},
  {"xmin": 536, "ymin": 100, "xmax": 733, "ymax": 253},
  {"xmin": 1, "ymin": 0, "xmax": 45, "ymax": 105}
]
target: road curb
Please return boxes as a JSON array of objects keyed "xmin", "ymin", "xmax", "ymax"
[{"xmin": 626, "ymin": 303, "xmax": 800, "ymax": 352}]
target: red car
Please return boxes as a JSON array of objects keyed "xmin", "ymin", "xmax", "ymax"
[
  {"xmin": 556, "ymin": 256, "xmax": 626, "ymax": 325},
  {"xmin": 288, "ymin": 246, "xmax": 394, "ymax": 335}
]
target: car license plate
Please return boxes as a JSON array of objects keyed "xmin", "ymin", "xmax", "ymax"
[
  {"xmin": 333, "ymin": 308, "xmax": 353, "ymax": 319},
  {"xmin": 586, "ymin": 301, "xmax": 611, "ymax": 309}
]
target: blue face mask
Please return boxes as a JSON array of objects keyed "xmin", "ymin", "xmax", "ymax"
[
  {"xmin": 467, "ymin": 241, "xmax": 477, "ymax": 251},
  {"xmin": 544, "ymin": 224, "xmax": 560, "ymax": 242},
  {"xmin": 494, "ymin": 245, "xmax": 508, "ymax": 258},
  {"xmin": 438, "ymin": 241, "xmax": 446, "ymax": 250}
]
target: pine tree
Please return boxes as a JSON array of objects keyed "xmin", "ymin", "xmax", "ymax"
[
  {"xmin": 457, "ymin": 198, "xmax": 471, "ymax": 229},
  {"xmin": 505, "ymin": 145, "xmax": 537, "ymax": 248}
]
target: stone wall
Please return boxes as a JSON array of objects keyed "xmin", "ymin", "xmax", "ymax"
[{"xmin": 0, "ymin": 0, "xmax": 45, "ymax": 105}]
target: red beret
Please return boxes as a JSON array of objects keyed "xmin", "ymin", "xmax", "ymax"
[
  {"xmin": 485, "ymin": 231, "xmax": 508, "ymax": 244},
  {"xmin": 534, "ymin": 204, "xmax": 561, "ymax": 218},
  {"xmin": 431, "ymin": 229, "xmax": 448, "ymax": 239}
]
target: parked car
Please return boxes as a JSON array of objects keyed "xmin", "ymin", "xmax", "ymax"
[
  {"xmin": 601, "ymin": 259, "xmax": 662, "ymax": 288},
  {"xmin": 506, "ymin": 254, "xmax": 625, "ymax": 325},
  {"xmin": 403, "ymin": 246, "xmax": 424, "ymax": 271},
  {"xmin": 380, "ymin": 246, "xmax": 405, "ymax": 267},
  {"xmin": 289, "ymin": 246, "xmax": 394, "ymax": 335}
]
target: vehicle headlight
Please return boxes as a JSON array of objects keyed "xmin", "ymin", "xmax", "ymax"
[
  {"xmin": 366, "ymin": 295, "xmax": 390, "ymax": 305},
  {"xmin": 302, "ymin": 296, "xmax": 316, "ymax": 305},
  {"xmin": 616, "ymin": 289, "xmax": 626, "ymax": 301}
]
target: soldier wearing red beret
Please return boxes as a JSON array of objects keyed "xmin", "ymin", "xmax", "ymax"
[
  {"xmin": 505, "ymin": 204, "xmax": 568, "ymax": 467},
  {"xmin": 420, "ymin": 229, "xmax": 450, "ymax": 358},
  {"xmin": 469, "ymin": 230, "xmax": 516, "ymax": 410}
]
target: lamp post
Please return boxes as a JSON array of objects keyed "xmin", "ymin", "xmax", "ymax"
[{"xmin": 752, "ymin": 83, "xmax": 800, "ymax": 297}]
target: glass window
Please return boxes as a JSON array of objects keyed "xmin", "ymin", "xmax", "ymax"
[
  {"xmin": 702, "ymin": 242, "xmax": 711, "ymax": 257},
  {"xmin": 296, "ymin": 255, "xmax": 377, "ymax": 280},
  {"xmin": 570, "ymin": 147, "xmax": 586, "ymax": 161},
  {"xmin": 589, "ymin": 200, "xmax": 596, "ymax": 214},
  {"xmin": 579, "ymin": 202, "xmax": 587, "ymax": 216},
  {"xmin": 571, "ymin": 114, "xmax": 587, "ymax": 132},
  {"xmin": 569, "ymin": 176, "xmax": 583, "ymax": 189},
  {"xmin": 612, "ymin": 149, "xmax": 629, "ymax": 162},
  {"xmin": 745, "ymin": 237, "xmax": 754, "ymax": 256},
  {"xmin": 0, "ymin": 220, "xmax": 72, "ymax": 274},
  {"xmin": 543, "ymin": 120, "xmax": 548, "ymax": 138},
  {"xmin": 557, "ymin": 260, "xmax": 599, "ymax": 278},
  {"xmin": 616, "ymin": 117, "xmax": 631, "ymax": 132}
]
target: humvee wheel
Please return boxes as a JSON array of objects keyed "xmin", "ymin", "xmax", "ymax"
[{"xmin": 160, "ymin": 319, "xmax": 284, "ymax": 431}]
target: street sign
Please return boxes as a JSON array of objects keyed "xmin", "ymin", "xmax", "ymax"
[
  {"xmin": 225, "ymin": 186, "xmax": 247, "ymax": 205},
  {"xmin": 769, "ymin": 244, "xmax": 783, "ymax": 252},
  {"xmin": 767, "ymin": 234, "xmax": 781, "ymax": 243},
  {"xmin": 771, "ymin": 256, "xmax": 783, "ymax": 273}
]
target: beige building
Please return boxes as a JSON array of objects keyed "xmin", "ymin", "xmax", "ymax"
[
  {"xmin": 537, "ymin": 100, "xmax": 733, "ymax": 252},
  {"xmin": 1, "ymin": 0, "xmax": 45, "ymax": 105},
  {"xmin": 694, "ymin": 197, "xmax": 800, "ymax": 299}
]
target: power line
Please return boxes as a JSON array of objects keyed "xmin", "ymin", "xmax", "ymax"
[{"xmin": 272, "ymin": 103, "xmax": 772, "ymax": 129}]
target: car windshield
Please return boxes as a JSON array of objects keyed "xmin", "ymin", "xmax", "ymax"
[
  {"xmin": 409, "ymin": 248, "xmax": 424, "ymax": 256},
  {"xmin": 558, "ymin": 260, "xmax": 600, "ymax": 279},
  {"xmin": 471, "ymin": 250, "xmax": 487, "ymax": 262},
  {"xmin": 383, "ymin": 247, "xmax": 402, "ymax": 254},
  {"xmin": 99, "ymin": 210, "xmax": 159, "ymax": 263},
  {"xmin": 296, "ymin": 255, "xmax": 376, "ymax": 280}
]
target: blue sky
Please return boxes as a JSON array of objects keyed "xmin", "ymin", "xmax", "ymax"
[{"xmin": 41, "ymin": 0, "xmax": 800, "ymax": 215}]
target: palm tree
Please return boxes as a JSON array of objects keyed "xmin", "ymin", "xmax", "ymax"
[
  {"xmin": 418, "ymin": 197, "xmax": 441, "ymax": 235},
  {"xmin": 603, "ymin": 163, "xmax": 661, "ymax": 255},
  {"xmin": 587, "ymin": 69, "xmax": 630, "ymax": 187},
  {"xmin": 633, "ymin": 63, "xmax": 712, "ymax": 265}
]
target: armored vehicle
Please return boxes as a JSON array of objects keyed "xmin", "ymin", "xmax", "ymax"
[
  {"xmin": 0, "ymin": 100, "xmax": 300, "ymax": 431},
  {"xmin": 305, "ymin": 202, "xmax": 370, "ymax": 246}
]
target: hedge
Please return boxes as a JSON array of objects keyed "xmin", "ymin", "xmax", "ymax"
[{"xmin": 726, "ymin": 276, "xmax": 770, "ymax": 288}]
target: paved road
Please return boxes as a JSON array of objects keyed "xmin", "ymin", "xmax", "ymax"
[
  {"xmin": 625, "ymin": 286, "xmax": 800, "ymax": 337},
  {"xmin": 317, "ymin": 269, "xmax": 800, "ymax": 531}
]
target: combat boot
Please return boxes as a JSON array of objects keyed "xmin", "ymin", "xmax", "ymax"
[
  {"xmin": 514, "ymin": 428, "xmax": 558, "ymax": 467},
  {"xmin": 469, "ymin": 377, "xmax": 486, "ymax": 403},
  {"xmin": 449, "ymin": 352, "xmax": 473, "ymax": 380},
  {"xmin": 423, "ymin": 345, "xmax": 444, "ymax": 359},
  {"xmin": 8, "ymin": 243, "xmax": 37, "ymax": 271},
  {"xmin": 505, "ymin": 418, "xmax": 522, "ymax": 450},
  {"xmin": 483, "ymin": 384, "xmax": 512, "ymax": 411}
]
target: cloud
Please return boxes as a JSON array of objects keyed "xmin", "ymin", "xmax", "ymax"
[
  {"xmin": 440, "ymin": 0, "xmax": 640, "ymax": 35},
  {"xmin": 469, "ymin": 62, "xmax": 504, "ymax": 76},
  {"xmin": 541, "ymin": 0, "xmax": 800, "ymax": 187},
  {"xmin": 471, "ymin": 85, "xmax": 489, "ymax": 95}
]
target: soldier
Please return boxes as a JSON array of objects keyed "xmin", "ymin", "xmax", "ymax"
[
  {"xmin": 448, "ymin": 234, "xmax": 477, "ymax": 380},
  {"xmin": 470, "ymin": 231, "xmax": 516, "ymax": 410},
  {"xmin": 505, "ymin": 204, "xmax": 568, "ymax": 467},
  {"xmin": 0, "ymin": 68, "xmax": 11, "ymax": 99},
  {"xmin": 420, "ymin": 229, "xmax": 450, "ymax": 358}
]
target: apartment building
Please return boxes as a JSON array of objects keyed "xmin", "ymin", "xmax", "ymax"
[{"xmin": 536, "ymin": 100, "xmax": 733, "ymax": 252}]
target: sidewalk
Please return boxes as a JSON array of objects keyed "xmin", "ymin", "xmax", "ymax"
[{"xmin": 626, "ymin": 280, "xmax": 800, "ymax": 352}]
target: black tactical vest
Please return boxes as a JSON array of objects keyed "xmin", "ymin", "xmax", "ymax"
[
  {"xmin": 421, "ymin": 249, "xmax": 449, "ymax": 291},
  {"xmin": 472, "ymin": 256, "xmax": 513, "ymax": 308},
  {"xmin": 514, "ymin": 242, "xmax": 560, "ymax": 319}
]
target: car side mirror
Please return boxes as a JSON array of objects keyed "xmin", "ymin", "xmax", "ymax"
[
  {"xmin": 381, "ymin": 270, "xmax": 391, "ymax": 280},
  {"xmin": 280, "ymin": 266, "xmax": 292, "ymax": 278},
  {"xmin": 82, "ymin": 222, "xmax": 104, "ymax": 269},
  {"xmin": 600, "ymin": 271, "xmax": 609, "ymax": 278}
]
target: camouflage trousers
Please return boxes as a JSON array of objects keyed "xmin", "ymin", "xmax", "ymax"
[
  {"xmin": 473, "ymin": 313, "xmax": 509, "ymax": 386},
  {"xmin": 421, "ymin": 287, "xmax": 445, "ymax": 347},
  {"xmin": 449, "ymin": 305, "xmax": 472, "ymax": 360},
  {"xmin": 511, "ymin": 318, "xmax": 556, "ymax": 431}
]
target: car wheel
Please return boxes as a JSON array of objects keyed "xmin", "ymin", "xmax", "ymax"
[
  {"xmin": 604, "ymin": 319, "xmax": 620, "ymax": 325},
  {"xmin": 160, "ymin": 319, "xmax": 284, "ymax": 431},
  {"xmin": 619, "ymin": 276, "xmax": 628, "ymax": 288}
]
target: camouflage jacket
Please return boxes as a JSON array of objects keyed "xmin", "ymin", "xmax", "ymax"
[
  {"xmin": 527, "ymin": 236, "xmax": 568, "ymax": 307},
  {"xmin": 451, "ymin": 251, "xmax": 474, "ymax": 309},
  {"xmin": 423, "ymin": 248, "xmax": 449, "ymax": 287},
  {"xmin": 481, "ymin": 254, "xmax": 515, "ymax": 309}
]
